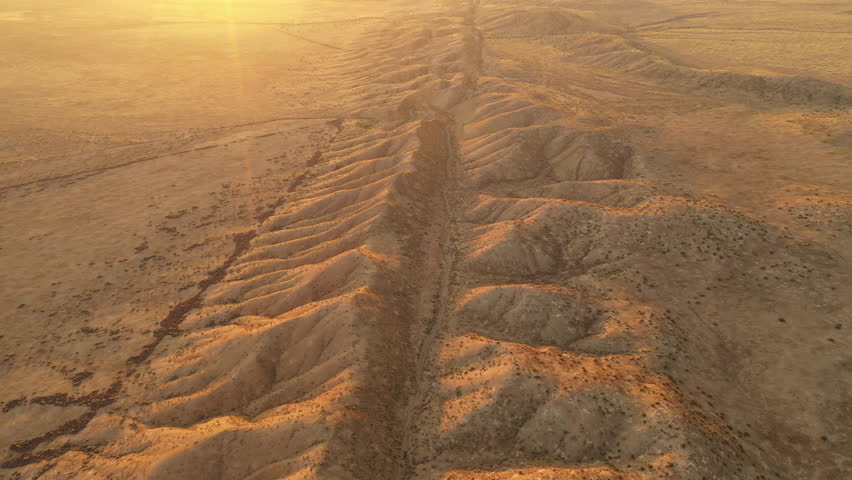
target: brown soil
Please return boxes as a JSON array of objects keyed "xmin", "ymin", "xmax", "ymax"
[{"xmin": 1, "ymin": 1, "xmax": 850, "ymax": 479}]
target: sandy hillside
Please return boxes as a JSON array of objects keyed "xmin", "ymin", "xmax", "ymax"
[{"xmin": 1, "ymin": 0, "xmax": 850, "ymax": 479}]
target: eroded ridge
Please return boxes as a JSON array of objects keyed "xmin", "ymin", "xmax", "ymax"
[
  {"xmin": 401, "ymin": 77, "xmax": 752, "ymax": 480},
  {"xmin": 477, "ymin": 0, "xmax": 852, "ymax": 106},
  {"xmin": 396, "ymin": 2, "xmax": 844, "ymax": 480},
  {"xmin": 116, "ymin": 120, "xmax": 452, "ymax": 480},
  {"xmin": 6, "ymin": 2, "xmax": 849, "ymax": 479},
  {"xmin": 7, "ymin": 9, "xmax": 475, "ymax": 479}
]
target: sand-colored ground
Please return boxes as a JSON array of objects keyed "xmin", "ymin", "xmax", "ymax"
[{"xmin": 1, "ymin": 0, "xmax": 850, "ymax": 479}]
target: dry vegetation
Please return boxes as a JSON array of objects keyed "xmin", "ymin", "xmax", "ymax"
[{"xmin": 1, "ymin": 0, "xmax": 850, "ymax": 479}]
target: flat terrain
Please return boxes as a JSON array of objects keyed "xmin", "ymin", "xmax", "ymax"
[{"xmin": 1, "ymin": 1, "xmax": 850, "ymax": 479}]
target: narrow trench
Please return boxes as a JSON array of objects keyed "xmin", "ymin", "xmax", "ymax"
[
  {"xmin": 398, "ymin": 114, "xmax": 463, "ymax": 480},
  {"xmin": 397, "ymin": 3, "xmax": 482, "ymax": 477}
]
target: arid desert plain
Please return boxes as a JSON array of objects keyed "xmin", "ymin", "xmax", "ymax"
[{"xmin": 1, "ymin": 0, "xmax": 851, "ymax": 479}]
